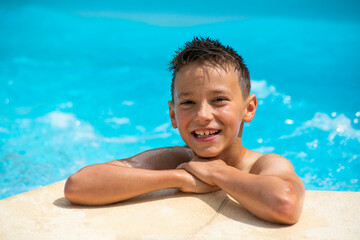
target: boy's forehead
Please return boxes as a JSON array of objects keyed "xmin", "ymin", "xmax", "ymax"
[
  {"xmin": 176, "ymin": 62, "xmax": 237, "ymax": 82},
  {"xmin": 177, "ymin": 62, "xmax": 237, "ymax": 81},
  {"xmin": 173, "ymin": 62, "xmax": 243, "ymax": 98}
]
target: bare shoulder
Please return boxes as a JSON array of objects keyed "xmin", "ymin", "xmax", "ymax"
[
  {"xmin": 107, "ymin": 146, "xmax": 194, "ymax": 170},
  {"xmin": 250, "ymin": 153, "xmax": 296, "ymax": 176},
  {"xmin": 250, "ymin": 153, "xmax": 305, "ymax": 191}
]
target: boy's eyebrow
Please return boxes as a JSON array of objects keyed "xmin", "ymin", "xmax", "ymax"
[
  {"xmin": 210, "ymin": 89, "xmax": 232, "ymax": 95},
  {"xmin": 178, "ymin": 92, "xmax": 193, "ymax": 98},
  {"xmin": 178, "ymin": 89, "xmax": 232, "ymax": 98}
]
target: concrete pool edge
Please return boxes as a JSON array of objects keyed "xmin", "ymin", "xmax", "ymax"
[{"xmin": 0, "ymin": 180, "xmax": 359, "ymax": 239}]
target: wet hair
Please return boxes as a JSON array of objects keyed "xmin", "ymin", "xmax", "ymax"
[{"xmin": 169, "ymin": 37, "xmax": 250, "ymax": 102}]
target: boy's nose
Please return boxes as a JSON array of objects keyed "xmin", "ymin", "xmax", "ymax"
[{"xmin": 194, "ymin": 102, "xmax": 213, "ymax": 125}]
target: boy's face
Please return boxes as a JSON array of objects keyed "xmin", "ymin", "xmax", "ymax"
[{"xmin": 168, "ymin": 62, "xmax": 256, "ymax": 158}]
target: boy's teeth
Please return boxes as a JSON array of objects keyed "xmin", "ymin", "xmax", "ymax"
[{"xmin": 194, "ymin": 130, "xmax": 219, "ymax": 138}]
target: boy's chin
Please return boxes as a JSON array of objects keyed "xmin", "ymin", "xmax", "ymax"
[{"xmin": 193, "ymin": 149, "xmax": 220, "ymax": 159}]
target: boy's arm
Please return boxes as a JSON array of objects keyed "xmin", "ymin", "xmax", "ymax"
[
  {"xmin": 178, "ymin": 153, "xmax": 305, "ymax": 225},
  {"xmin": 106, "ymin": 146, "xmax": 194, "ymax": 170},
  {"xmin": 64, "ymin": 147, "xmax": 218, "ymax": 205}
]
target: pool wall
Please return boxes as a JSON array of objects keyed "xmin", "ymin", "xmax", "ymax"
[{"xmin": 0, "ymin": 180, "xmax": 359, "ymax": 239}]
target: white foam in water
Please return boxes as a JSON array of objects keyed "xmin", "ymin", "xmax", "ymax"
[
  {"xmin": 253, "ymin": 146, "xmax": 275, "ymax": 154},
  {"xmin": 37, "ymin": 111, "xmax": 98, "ymax": 142},
  {"xmin": 251, "ymin": 80, "xmax": 276, "ymax": 99},
  {"xmin": 58, "ymin": 102, "xmax": 73, "ymax": 109},
  {"xmin": 153, "ymin": 123, "xmax": 170, "ymax": 132},
  {"xmin": 35, "ymin": 111, "xmax": 174, "ymax": 146},
  {"xmin": 103, "ymin": 136, "xmax": 138, "ymax": 143},
  {"xmin": 285, "ymin": 119, "xmax": 294, "ymax": 125},
  {"xmin": 105, "ymin": 117, "xmax": 130, "ymax": 125},
  {"xmin": 251, "ymin": 80, "xmax": 291, "ymax": 105},
  {"xmin": 0, "ymin": 127, "xmax": 10, "ymax": 134},
  {"xmin": 282, "ymin": 112, "xmax": 360, "ymax": 143},
  {"xmin": 282, "ymin": 151, "xmax": 308, "ymax": 160},
  {"xmin": 347, "ymin": 155, "xmax": 358, "ymax": 163},
  {"xmin": 306, "ymin": 139, "xmax": 319, "ymax": 150},
  {"xmin": 122, "ymin": 100, "xmax": 134, "ymax": 106},
  {"xmin": 304, "ymin": 113, "xmax": 360, "ymax": 142},
  {"xmin": 38, "ymin": 111, "xmax": 79, "ymax": 129},
  {"xmin": 104, "ymin": 132, "xmax": 172, "ymax": 144},
  {"xmin": 136, "ymin": 125, "xmax": 146, "ymax": 133}
]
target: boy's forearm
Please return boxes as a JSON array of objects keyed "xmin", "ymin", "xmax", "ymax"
[
  {"xmin": 211, "ymin": 166, "xmax": 304, "ymax": 224},
  {"xmin": 64, "ymin": 164, "xmax": 186, "ymax": 205}
]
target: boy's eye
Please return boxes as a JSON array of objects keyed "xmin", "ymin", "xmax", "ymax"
[
  {"xmin": 180, "ymin": 100, "xmax": 195, "ymax": 105},
  {"xmin": 214, "ymin": 97, "xmax": 228, "ymax": 102}
]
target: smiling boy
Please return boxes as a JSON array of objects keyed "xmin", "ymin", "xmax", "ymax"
[{"xmin": 64, "ymin": 37, "xmax": 305, "ymax": 224}]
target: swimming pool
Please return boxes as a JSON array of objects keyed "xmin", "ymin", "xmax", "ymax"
[{"xmin": 1, "ymin": 1, "xmax": 359, "ymax": 199}]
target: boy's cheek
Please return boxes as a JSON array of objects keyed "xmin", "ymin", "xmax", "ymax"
[
  {"xmin": 174, "ymin": 113, "xmax": 190, "ymax": 127},
  {"xmin": 177, "ymin": 126, "xmax": 189, "ymax": 139}
]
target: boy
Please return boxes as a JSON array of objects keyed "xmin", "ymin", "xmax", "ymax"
[{"xmin": 64, "ymin": 37, "xmax": 305, "ymax": 225}]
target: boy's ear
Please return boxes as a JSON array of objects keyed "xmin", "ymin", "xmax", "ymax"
[
  {"xmin": 243, "ymin": 94, "xmax": 257, "ymax": 123},
  {"xmin": 168, "ymin": 101, "xmax": 178, "ymax": 129}
]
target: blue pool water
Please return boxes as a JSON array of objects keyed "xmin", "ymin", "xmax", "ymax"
[{"xmin": 1, "ymin": 1, "xmax": 360, "ymax": 199}]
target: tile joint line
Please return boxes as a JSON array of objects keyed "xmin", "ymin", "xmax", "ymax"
[{"xmin": 186, "ymin": 195, "xmax": 230, "ymax": 240}]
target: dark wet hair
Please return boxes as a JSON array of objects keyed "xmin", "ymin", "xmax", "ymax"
[{"xmin": 169, "ymin": 37, "xmax": 250, "ymax": 102}]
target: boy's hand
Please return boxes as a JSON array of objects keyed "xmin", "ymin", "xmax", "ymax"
[
  {"xmin": 176, "ymin": 168, "xmax": 220, "ymax": 193},
  {"xmin": 177, "ymin": 158, "xmax": 227, "ymax": 186}
]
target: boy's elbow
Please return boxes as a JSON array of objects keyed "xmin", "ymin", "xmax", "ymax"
[
  {"xmin": 64, "ymin": 171, "xmax": 95, "ymax": 205},
  {"xmin": 64, "ymin": 165, "xmax": 114, "ymax": 205},
  {"xmin": 64, "ymin": 174, "xmax": 83, "ymax": 204},
  {"xmin": 273, "ymin": 190, "xmax": 304, "ymax": 225}
]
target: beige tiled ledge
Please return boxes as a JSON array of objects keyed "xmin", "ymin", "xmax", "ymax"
[{"xmin": 0, "ymin": 180, "xmax": 359, "ymax": 240}]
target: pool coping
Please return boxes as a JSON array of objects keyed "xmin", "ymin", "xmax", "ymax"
[{"xmin": 0, "ymin": 180, "xmax": 359, "ymax": 239}]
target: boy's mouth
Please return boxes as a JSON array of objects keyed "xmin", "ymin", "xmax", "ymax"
[{"xmin": 192, "ymin": 129, "xmax": 221, "ymax": 139}]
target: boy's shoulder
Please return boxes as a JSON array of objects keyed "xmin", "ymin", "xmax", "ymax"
[
  {"xmin": 248, "ymin": 150, "xmax": 297, "ymax": 176},
  {"xmin": 247, "ymin": 150, "xmax": 305, "ymax": 194}
]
